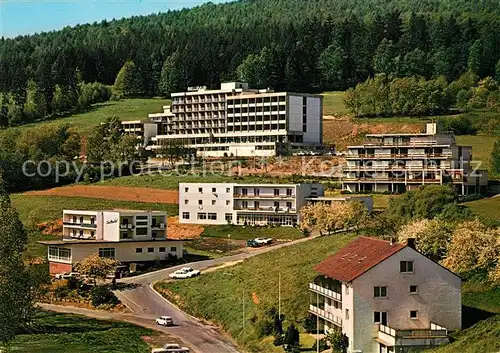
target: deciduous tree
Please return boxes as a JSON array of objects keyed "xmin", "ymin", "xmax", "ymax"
[{"xmin": 74, "ymin": 253, "xmax": 118, "ymax": 285}]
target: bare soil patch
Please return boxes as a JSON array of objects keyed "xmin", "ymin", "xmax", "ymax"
[{"xmin": 25, "ymin": 185, "xmax": 179, "ymax": 204}]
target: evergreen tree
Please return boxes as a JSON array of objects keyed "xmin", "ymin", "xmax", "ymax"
[
  {"xmin": 23, "ymin": 79, "xmax": 47, "ymax": 122},
  {"xmin": 284, "ymin": 323, "xmax": 300, "ymax": 352},
  {"xmin": 491, "ymin": 139, "xmax": 500, "ymax": 176},
  {"xmin": 113, "ymin": 60, "xmax": 139, "ymax": 97},
  {"xmin": 318, "ymin": 44, "xmax": 347, "ymax": 89},
  {"xmin": 373, "ymin": 39, "xmax": 398, "ymax": 76},
  {"xmin": 0, "ymin": 175, "xmax": 32, "ymax": 348},
  {"xmin": 158, "ymin": 52, "xmax": 184, "ymax": 96},
  {"xmin": 468, "ymin": 40, "xmax": 483, "ymax": 74}
]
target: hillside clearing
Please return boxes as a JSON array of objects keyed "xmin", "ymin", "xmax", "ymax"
[
  {"xmin": 463, "ymin": 197, "xmax": 500, "ymax": 226},
  {"xmin": 201, "ymin": 224, "xmax": 304, "ymax": 241}
]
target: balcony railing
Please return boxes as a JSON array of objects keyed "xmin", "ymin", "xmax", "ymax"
[
  {"xmin": 234, "ymin": 194, "xmax": 295, "ymax": 199},
  {"xmin": 308, "ymin": 283, "xmax": 342, "ymax": 301},
  {"xmin": 120, "ymin": 224, "xmax": 134, "ymax": 230},
  {"xmin": 151, "ymin": 223, "xmax": 166, "ymax": 229},
  {"xmin": 376, "ymin": 323, "xmax": 448, "ymax": 347},
  {"xmin": 63, "ymin": 222, "xmax": 97, "ymax": 229},
  {"xmin": 346, "ymin": 153, "xmax": 453, "ymax": 159},
  {"xmin": 234, "ymin": 206, "xmax": 296, "ymax": 213},
  {"xmin": 309, "ymin": 304, "xmax": 342, "ymax": 327}
]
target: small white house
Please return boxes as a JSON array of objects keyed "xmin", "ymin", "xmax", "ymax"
[
  {"xmin": 309, "ymin": 236, "xmax": 461, "ymax": 353},
  {"xmin": 40, "ymin": 209, "xmax": 183, "ymax": 275}
]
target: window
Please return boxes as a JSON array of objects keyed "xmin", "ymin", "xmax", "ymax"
[
  {"xmin": 90, "ymin": 231, "xmax": 95, "ymax": 238},
  {"xmin": 90, "ymin": 217, "xmax": 95, "ymax": 224},
  {"xmin": 226, "ymin": 200, "xmax": 230, "ymax": 206},
  {"xmin": 170, "ymin": 247, "xmax": 177, "ymax": 252},
  {"xmin": 79, "ymin": 230, "xmax": 84, "ymax": 237},
  {"xmin": 212, "ymin": 187, "xmax": 216, "ymax": 193},
  {"xmin": 286, "ymin": 201, "xmax": 292, "ymax": 209},
  {"xmin": 254, "ymin": 188, "xmax": 260, "ymax": 196},
  {"xmin": 98, "ymin": 248, "xmax": 115, "ymax": 259},
  {"xmin": 80, "ymin": 216, "xmax": 84, "ymax": 223},
  {"xmin": 198, "ymin": 200, "xmax": 203, "ymax": 205},
  {"xmin": 198, "ymin": 187, "xmax": 203, "ymax": 194},
  {"xmin": 185, "ymin": 187, "xmax": 189, "ymax": 192},
  {"xmin": 274, "ymin": 188, "xmax": 279, "ymax": 196},
  {"xmin": 374, "ymin": 311, "xmax": 388, "ymax": 325},
  {"xmin": 274, "ymin": 201, "xmax": 280, "ymax": 208},
  {"xmin": 159, "ymin": 247, "xmax": 166, "ymax": 252},
  {"xmin": 410, "ymin": 310, "xmax": 418, "ymax": 319},
  {"xmin": 400, "ymin": 261, "xmax": 414, "ymax": 273},
  {"xmin": 374, "ymin": 286, "xmax": 388, "ymax": 298},
  {"xmin": 286, "ymin": 188, "xmax": 293, "ymax": 196},
  {"xmin": 136, "ymin": 248, "xmax": 142, "ymax": 253},
  {"xmin": 148, "ymin": 247, "xmax": 154, "ymax": 253},
  {"xmin": 197, "ymin": 213, "xmax": 207, "ymax": 220},
  {"xmin": 226, "ymin": 188, "xmax": 230, "ymax": 193},
  {"xmin": 225, "ymin": 213, "xmax": 233, "ymax": 222},
  {"xmin": 242, "ymin": 201, "xmax": 248, "ymax": 208},
  {"xmin": 345, "ymin": 308, "xmax": 350, "ymax": 320},
  {"xmin": 409, "ymin": 285, "xmax": 418, "ymax": 294},
  {"xmin": 182, "ymin": 212, "xmax": 190, "ymax": 220},
  {"xmin": 255, "ymin": 201, "xmax": 260, "ymax": 209},
  {"xmin": 242, "ymin": 188, "xmax": 248, "ymax": 196},
  {"xmin": 73, "ymin": 216, "xmax": 77, "ymax": 223},
  {"xmin": 212, "ymin": 200, "xmax": 216, "ymax": 205},
  {"xmin": 136, "ymin": 227, "xmax": 148, "ymax": 236},
  {"xmin": 185, "ymin": 199, "xmax": 189, "ymax": 205},
  {"xmin": 208, "ymin": 213, "xmax": 217, "ymax": 220},
  {"xmin": 48, "ymin": 247, "xmax": 71, "ymax": 262}
]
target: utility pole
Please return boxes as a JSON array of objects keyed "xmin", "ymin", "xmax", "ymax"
[
  {"xmin": 278, "ymin": 272, "xmax": 281, "ymax": 319},
  {"xmin": 316, "ymin": 292, "xmax": 319, "ymax": 353}
]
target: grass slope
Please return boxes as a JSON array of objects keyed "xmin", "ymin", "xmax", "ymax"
[
  {"xmin": 11, "ymin": 195, "xmax": 179, "ymax": 225},
  {"xmin": 322, "ymin": 91, "xmax": 349, "ymax": 116},
  {"xmin": 463, "ymin": 197, "xmax": 500, "ymax": 226},
  {"xmin": 18, "ymin": 98, "xmax": 170, "ymax": 135},
  {"xmin": 7, "ymin": 311, "xmax": 154, "ymax": 353},
  {"xmin": 201, "ymin": 224, "xmax": 304, "ymax": 240},
  {"xmin": 456, "ymin": 135, "xmax": 496, "ymax": 173},
  {"xmin": 155, "ymin": 233, "xmax": 355, "ymax": 352}
]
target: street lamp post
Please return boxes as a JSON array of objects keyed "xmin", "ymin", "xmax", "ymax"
[{"xmin": 224, "ymin": 272, "xmax": 245, "ymax": 334}]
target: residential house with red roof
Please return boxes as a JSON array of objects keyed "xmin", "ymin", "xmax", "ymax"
[{"xmin": 308, "ymin": 236, "xmax": 461, "ymax": 353}]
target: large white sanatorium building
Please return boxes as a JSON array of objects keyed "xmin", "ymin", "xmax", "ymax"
[
  {"xmin": 178, "ymin": 183, "xmax": 373, "ymax": 226},
  {"xmin": 39, "ymin": 210, "xmax": 183, "ymax": 275},
  {"xmin": 123, "ymin": 82, "xmax": 323, "ymax": 157},
  {"xmin": 309, "ymin": 237, "xmax": 461, "ymax": 353},
  {"xmin": 342, "ymin": 123, "xmax": 488, "ymax": 195}
]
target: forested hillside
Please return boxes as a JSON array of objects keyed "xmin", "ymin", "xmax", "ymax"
[{"xmin": 1, "ymin": 0, "xmax": 500, "ymax": 127}]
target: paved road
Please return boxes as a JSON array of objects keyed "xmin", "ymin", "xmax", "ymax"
[{"xmin": 113, "ymin": 235, "xmax": 320, "ymax": 353}]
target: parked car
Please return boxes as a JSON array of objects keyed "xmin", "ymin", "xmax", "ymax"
[
  {"xmin": 151, "ymin": 343, "xmax": 190, "ymax": 353},
  {"xmin": 254, "ymin": 237, "xmax": 273, "ymax": 245},
  {"xmin": 54, "ymin": 272, "xmax": 80, "ymax": 280},
  {"xmin": 156, "ymin": 316, "xmax": 174, "ymax": 326},
  {"xmin": 246, "ymin": 239, "xmax": 261, "ymax": 247},
  {"xmin": 168, "ymin": 267, "xmax": 200, "ymax": 279}
]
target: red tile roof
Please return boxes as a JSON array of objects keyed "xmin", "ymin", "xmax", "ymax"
[{"xmin": 313, "ymin": 237, "xmax": 406, "ymax": 282}]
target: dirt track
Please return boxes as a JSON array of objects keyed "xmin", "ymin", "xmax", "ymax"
[{"xmin": 25, "ymin": 185, "xmax": 179, "ymax": 204}]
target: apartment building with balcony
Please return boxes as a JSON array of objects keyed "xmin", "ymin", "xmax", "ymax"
[
  {"xmin": 342, "ymin": 123, "xmax": 488, "ymax": 195},
  {"xmin": 121, "ymin": 120, "xmax": 158, "ymax": 148},
  {"xmin": 309, "ymin": 237, "xmax": 461, "ymax": 353},
  {"xmin": 179, "ymin": 183, "xmax": 324, "ymax": 226},
  {"xmin": 143, "ymin": 82, "xmax": 323, "ymax": 157},
  {"xmin": 39, "ymin": 210, "xmax": 183, "ymax": 275}
]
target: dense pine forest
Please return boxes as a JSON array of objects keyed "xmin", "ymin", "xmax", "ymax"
[{"xmin": 1, "ymin": 0, "xmax": 500, "ymax": 126}]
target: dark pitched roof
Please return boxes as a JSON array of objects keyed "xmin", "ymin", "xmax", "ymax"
[{"xmin": 313, "ymin": 236, "xmax": 406, "ymax": 282}]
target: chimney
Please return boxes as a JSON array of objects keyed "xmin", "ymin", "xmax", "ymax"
[{"xmin": 407, "ymin": 238, "xmax": 416, "ymax": 249}]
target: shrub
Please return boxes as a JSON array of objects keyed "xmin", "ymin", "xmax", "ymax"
[
  {"xmin": 312, "ymin": 338, "xmax": 329, "ymax": 352},
  {"xmin": 90, "ymin": 286, "xmax": 119, "ymax": 307}
]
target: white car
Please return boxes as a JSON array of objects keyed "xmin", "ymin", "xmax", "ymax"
[
  {"xmin": 254, "ymin": 237, "xmax": 273, "ymax": 245},
  {"xmin": 168, "ymin": 267, "xmax": 201, "ymax": 279},
  {"xmin": 151, "ymin": 343, "xmax": 190, "ymax": 353},
  {"xmin": 156, "ymin": 316, "xmax": 174, "ymax": 326},
  {"xmin": 54, "ymin": 272, "xmax": 80, "ymax": 280}
]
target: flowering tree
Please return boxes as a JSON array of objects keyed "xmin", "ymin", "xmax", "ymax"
[
  {"xmin": 397, "ymin": 219, "xmax": 453, "ymax": 261},
  {"xmin": 74, "ymin": 253, "xmax": 118, "ymax": 284},
  {"xmin": 441, "ymin": 220, "xmax": 500, "ymax": 283}
]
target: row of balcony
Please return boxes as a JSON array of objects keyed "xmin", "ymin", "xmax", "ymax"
[
  {"xmin": 346, "ymin": 153, "xmax": 453, "ymax": 159},
  {"xmin": 376, "ymin": 323, "xmax": 448, "ymax": 347},
  {"xmin": 308, "ymin": 283, "xmax": 342, "ymax": 301},
  {"xmin": 234, "ymin": 194, "xmax": 295, "ymax": 199},
  {"xmin": 233, "ymin": 206, "xmax": 297, "ymax": 213},
  {"xmin": 309, "ymin": 304, "xmax": 342, "ymax": 327},
  {"xmin": 119, "ymin": 224, "xmax": 165, "ymax": 230},
  {"xmin": 227, "ymin": 101, "xmax": 286, "ymax": 107},
  {"xmin": 173, "ymin": 98, "xmax": 226, "ymax": 104},
  {"xmin": 344, "ymin": 165, "xmax": 451, "ymax": 170},
  {"xmin": 63, "ymin": 222, "xmax": 97, "ymax": 229},
  {"xmin": 172, "ymin": 106, "xmax": 225, "ymax": 113},
  {"xmin": 342, "ymin": 177, "xmax": 444, "ymax": 183}
]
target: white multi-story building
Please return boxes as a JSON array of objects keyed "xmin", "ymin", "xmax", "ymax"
[
  {"xmin": 179, "ymin": 183, "xmax": 324, "ymax": 226},
  {"xmin": 179, "ymin": 183, "xmax": 373, "ymax": 226},
  {"xmin": 121, "ymin": 120, "xmax": 158, "ymax": 148},
  {"xmin": 342, "ymin": 123, "xmax": 488, "ymax": 195},
  {"xmin": 145, "ymin": 82, "xmax": 323, "ymax": 157},
  {"xmin": 309, "ymin": 236, "xmax": 461, "ymax": 353},
  {"xmin": 39, "ymin": 210, "xmax": 183, "ymax": 275}
]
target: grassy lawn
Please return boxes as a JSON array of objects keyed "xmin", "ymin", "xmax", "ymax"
[
  {"xmin": 155, "ymin": 233, "xmax": 355, "ymax": 352},
  {"xmin": 201, "ymin": 225, "xmax": 304, "ymax": 241},
  {"xmin": 463, "ymin": 197, "xmax": 500, "ymax": 226},
  {"xmin": 322, "ymin": 91, "xmax": 348, "ymax": 116},
  {"xmin": 18, "ymin": 98, "xmax": 170, "ymax": 135},
  {"xmin": 456, "ymin": 135, "xmax": 497, "ymax": 173},
  {"xmin": 11, "ymin": 195, "xmax": 179, "ymax": 225},
  {"xmin": 7, "ymin": 311, "xmax": 155, "ymax": 353}
]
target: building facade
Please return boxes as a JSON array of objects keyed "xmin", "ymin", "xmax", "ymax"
[
  {"xmin": 342, "ymin": 123, "xmax": 488, "ymax": 195},
  {"xmin": 309, "ymin": 237, "xmax": 461, "ymax": 353},
  {"xmin": 121, "ymin": 120, "xmax": 158, "ymax": 148},
  {"xmin": 134, "ymin": 82, "xmax": 323, "ymax": 157},
  {"xmin": 179, "ymin": 183, "xmax": 324, "ymax": 226},
  {"xmin": 40, "ymin": 210, "xmax": 183, "ymax": 275}
]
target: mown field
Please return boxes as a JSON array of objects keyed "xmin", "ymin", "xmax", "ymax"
[
  {"xmin": 7, "ymin": 311, "xmax": 156, "ymax": 353},
  {"xmin": 463, "ymin": 196, "xmax": 500, "ymax": 226},
  {"xmin": 17, "ymin": 98, "xmax": 170, "ymax": 135},
  {"xmin": 155, "ymin": 233, "xmax": 355, "ymax": 352}
]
